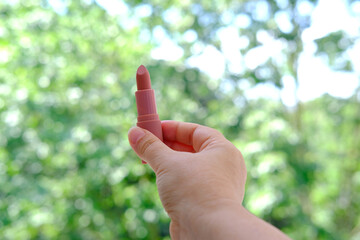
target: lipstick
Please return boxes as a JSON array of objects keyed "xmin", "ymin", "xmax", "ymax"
[{"xmin": 135, "ymin": 65, "xmax": 163, "ymax": 163}]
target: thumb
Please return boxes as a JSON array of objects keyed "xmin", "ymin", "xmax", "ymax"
[{"xmin": 128, "ymin": 126, "xmax": 173, "ymax": 172}]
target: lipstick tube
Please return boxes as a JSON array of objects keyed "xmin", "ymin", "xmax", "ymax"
[
  {"xmin": 135, "ymin": 89, "xmax": 163, "ymax": 141},
  {"xmin": 135, "ymin": 65, "xmax": 163, "ymax": 163}
]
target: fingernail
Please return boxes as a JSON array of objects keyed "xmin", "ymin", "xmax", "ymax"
[{"xmin": 128, "ymin": 127, "xmax": 145, "ymax": 145}]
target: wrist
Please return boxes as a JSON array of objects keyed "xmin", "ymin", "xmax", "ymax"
[
  {"xmin": 177, "ymin": 200, "xmax": 290, "ymax": 240},
  {"xmin": 179, "ymin": 199, "xmax": 244, "ymax": 239}
]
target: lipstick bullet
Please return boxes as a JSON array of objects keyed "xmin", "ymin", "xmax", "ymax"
[{"xmin": 135, "ymin": 65, "xmax": 163, "ymax": 163}]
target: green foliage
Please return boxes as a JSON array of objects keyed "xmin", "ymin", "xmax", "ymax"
[
  {"xmin": 315, "ymin": 31, "xmax": 354, "ymax": 71},
  {"xmin": 0, "ymin": 0, "xmax": 359, "ymax": 239}
]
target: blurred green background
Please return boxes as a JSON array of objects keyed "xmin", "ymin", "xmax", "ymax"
[{"xmin": 1, "ymin": 0, "xmax": 360, "ymax": 239}]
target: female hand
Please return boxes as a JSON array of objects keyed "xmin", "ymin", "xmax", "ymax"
[{"xmin": 128, "ymin": 121, "xmax": 290, "ymax": 240}]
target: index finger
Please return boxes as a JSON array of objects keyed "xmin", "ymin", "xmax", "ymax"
[{"xmin": 161, "ymin": 121, "xmax": 224, "ymax": 152}]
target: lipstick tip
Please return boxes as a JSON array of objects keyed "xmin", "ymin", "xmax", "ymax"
[
  {"xmin": 137, "ymin": 65, "xmax": 147, "ymax": 75},
  {"xmin": 136, "ymin": 65, "xmax": 151, "ymax": 90}
]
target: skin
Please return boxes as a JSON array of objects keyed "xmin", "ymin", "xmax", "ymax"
[{"xmin": 128, "ymin": 121, "xmax": 291, "ymax": 240}]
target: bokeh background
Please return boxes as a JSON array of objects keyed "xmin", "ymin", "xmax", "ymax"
[{"xmin": 1, "ymin": 0, "xmax": 360, "ymax": 239}]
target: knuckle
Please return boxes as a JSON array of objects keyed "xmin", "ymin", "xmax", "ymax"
[
  {"xmin": 138, "ymin": 136, "xmax": 158, "ymax": 156},
  {"xmin": 209, "ymin": 127, "xmax": 225, "ymax": 138},
  {"xmin": 213, "ymin": 129, "xmax": 224, "ymax": 137},
  {"xmin": 224, "ymin": 140, "xmax": 241, "ymax": 155}
]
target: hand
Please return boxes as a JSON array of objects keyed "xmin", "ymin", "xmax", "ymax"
[
  {"xmin": 128, "ymin": 120, "xmax": 246, "ymax": 238},
  {"xmin": 128, "ymin": 121, "xmax": 290, "ymax": 240}
]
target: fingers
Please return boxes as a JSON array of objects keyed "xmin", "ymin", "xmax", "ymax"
[
  {"xmin": 162, "ymin": 121, "xmax": 225, "ymax": 152},
  {"xmin": 128, "ymin": 121, "xmax": 227, "ymax": 170},
  {"xmin": 164, "ymin": 140, "xmax": 195, "ymax": 153},
  {"xmin": 128, "ymin": 127, "xmax": 174, "ymax": 173}
]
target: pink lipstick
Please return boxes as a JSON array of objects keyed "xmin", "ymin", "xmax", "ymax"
[{"xmin": 135, "ymin": 65, "xmax": 163, "ymax": 163}]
